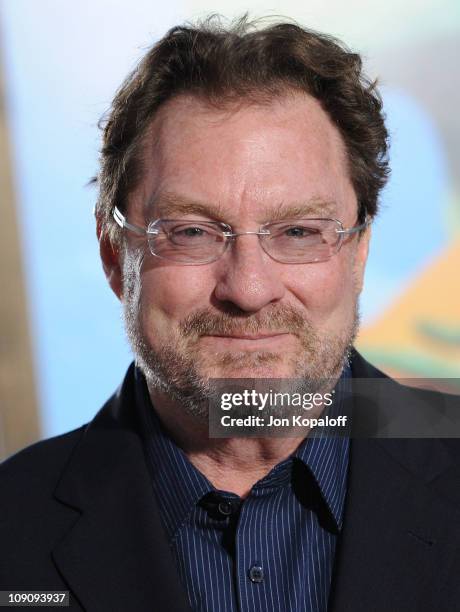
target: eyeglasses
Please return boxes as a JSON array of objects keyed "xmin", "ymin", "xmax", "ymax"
[{"xmin": 113, "ymin": 206, "xmax": 369, "ymax": 265}]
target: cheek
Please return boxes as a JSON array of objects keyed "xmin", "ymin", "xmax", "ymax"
[
  {"xmin": 287, "ymin": 257, "xmax": 357, "ymax": 320},
  {"xmin": 138, "ymin": 267, "xmax": 214, "ymax": 337}
]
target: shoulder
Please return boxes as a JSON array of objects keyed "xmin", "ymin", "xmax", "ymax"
[
  {"xmin": 0, "ymin": 362, "xmax": 139, "ymax": 512},
  {"xmin": 0, "ymin": 428, "xmax": 91, "ymax": 589},
  {"xmin": 0, "ymin": 428, "xmax": 86, "ymax": 510},
  {"xmin": 350, "ymin": 348, "xmax": 460, "ymax": 408},
  {"xmin": 0, "ymin": 426, "xmax": 85, "ymax": 472},
  {"xmin": 350, "ymin": 349, "xmax": 460, "ymax": 450}
]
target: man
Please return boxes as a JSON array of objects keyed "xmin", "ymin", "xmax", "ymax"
[{"xmin": 1, "ymin": 16, "xmax": 460, "ymax": 612}]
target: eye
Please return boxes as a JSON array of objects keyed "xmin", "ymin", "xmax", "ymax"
[
  {"xmin": 169, "ymin": 224, "xmax": 210, "ymax": 238},
  {"xmin": 284, "ymin": 225, "xmax": 319, "ymax": 237},
  {"xmin": 174, "ymin": 226, "xmax": 207, "ymax": 237},
  {"xmin": 268, "ymin": 222, "xmax": 325, "ymax": 247},
  {"xmin": 273, "ymin": 223, "xmax": 321, "ymax": 239},
  {"xmin": 165, "ymin": 222, "xmax": 222, "ymax": 245}
]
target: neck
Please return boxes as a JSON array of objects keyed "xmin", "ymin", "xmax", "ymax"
[{"xmin": 147, "ymin": 386, "xmax": 310, "ymax": 498}]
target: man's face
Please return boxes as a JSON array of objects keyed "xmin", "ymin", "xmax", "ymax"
[{"xmin": 108, "ymin": 93, "xmax": 370, "ymax": 412}]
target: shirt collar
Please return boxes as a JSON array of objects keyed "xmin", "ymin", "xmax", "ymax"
[{"xmin": 294, "ymin": 366, "xmax": 351, "ymax": 530}]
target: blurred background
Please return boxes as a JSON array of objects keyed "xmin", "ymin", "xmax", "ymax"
[{"xmin": 1, "ymin": 0, "xmax": 459, "ymax": 459}]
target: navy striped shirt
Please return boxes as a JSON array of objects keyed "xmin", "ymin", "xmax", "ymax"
[{"xmin": 135, "ymin": 368, "xmax": 350, "ymax": 612}]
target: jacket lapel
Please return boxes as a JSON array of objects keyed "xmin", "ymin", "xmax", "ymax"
[
  {"xmin": 329, "ymin": 436, "xmax": 460, "ymax": 611},
  {"xmin": 329, "ymin": 353, "xmax": 460, "ymax": 611},
  {"xmin": 51, "ymin": 367, "xmax": 192, "ymax": 612}
]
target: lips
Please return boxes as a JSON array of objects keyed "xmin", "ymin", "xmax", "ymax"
[
  {"xmin": 204, "ymin": 332, "xmax": 290, "ymax": 340},
  {"xmin": 210, "ymin": 332, "xmax": 287, "ymax": 340}
]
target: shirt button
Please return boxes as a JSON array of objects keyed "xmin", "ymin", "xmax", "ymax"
[
  {"xmin": 248, "ymin": 565, "xmax": 264, "ymax": 583},
  {"xmin": 218, "ymin": 501, "xmax": 233, "ymax": 516}
]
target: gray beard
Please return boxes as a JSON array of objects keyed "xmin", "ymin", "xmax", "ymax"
[{"xmin": 122, "ymin": 247, "xmax": 359, "ymax": 422}]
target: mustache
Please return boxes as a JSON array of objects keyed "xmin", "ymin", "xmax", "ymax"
[{"xmin": 179, "ymin": 303, "xmax": 313, "ymax": 337}]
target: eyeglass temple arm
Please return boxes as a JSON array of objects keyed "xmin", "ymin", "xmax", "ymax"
[
  {"xmin": 336, "ymin": 218, "xmax": 370, "ymax": 235},
  {"xmin": 113, "ymin": 206, "xmax": 146, "ymax": 236}
]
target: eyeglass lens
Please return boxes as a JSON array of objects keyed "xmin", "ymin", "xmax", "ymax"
[{"xmin": 147, "ymin": 219, "xmax": 341, "ymax": 264}]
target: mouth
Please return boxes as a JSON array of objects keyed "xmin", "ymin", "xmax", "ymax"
[
  {"xmin": 199, "ymin": 332, "xmax": 294, "ymax": 349},
  {"xmin": 206, "ymin": 333, "xmax": 290, "ymax": 340}
]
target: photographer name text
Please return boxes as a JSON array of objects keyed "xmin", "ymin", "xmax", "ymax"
[{"xmin": 220, "ymin": 414, "xmax": 348, "ymax": 428}]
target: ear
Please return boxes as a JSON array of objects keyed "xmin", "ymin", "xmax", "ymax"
[
  {"xmin": 353, "ymin": 225, "xmax": 371, "ymax": 295},
  {"xmin": 97, "ymin": 219, "xmax": 123, "ymax": 300}
]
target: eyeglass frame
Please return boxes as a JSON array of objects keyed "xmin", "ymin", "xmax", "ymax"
[{"xmin": 112, "ymin": 205, "xmax": 370, "ymax": 265}]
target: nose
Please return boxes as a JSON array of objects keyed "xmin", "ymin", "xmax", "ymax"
[{"xmin": 213, "ymin": 234, "xmax": 285, "ymax": 312}]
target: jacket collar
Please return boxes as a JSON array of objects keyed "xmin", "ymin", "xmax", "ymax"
[{"xmin": 52, "ymin": 363, "xmax": 192, "ymax": 612}]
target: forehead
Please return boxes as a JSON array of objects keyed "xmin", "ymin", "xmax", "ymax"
[{"xmin": 132, "ymin": 92, "xmax": 356, "ymax": 222}]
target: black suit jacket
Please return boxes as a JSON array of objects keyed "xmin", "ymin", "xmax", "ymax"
[{"xmin": 1, "ymin": 352, "xmax": 460, "ymax": 611}]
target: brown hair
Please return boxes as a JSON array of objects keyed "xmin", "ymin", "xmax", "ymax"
[{"xmin": 95, "ymin": 15, "xmax": 389, "ymax": 246}]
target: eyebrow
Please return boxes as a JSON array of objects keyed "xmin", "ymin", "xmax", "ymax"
[
  {"xmin": 150, "ymin": 194, "xmax": 229, "ymax": 222},
  {"xmin": 149, "ymin": 193, "xmax": 337, "ymax": 222},
  {"xmin": 268, "ymin": 200, "xmax": 337, "ymax": 221}
]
